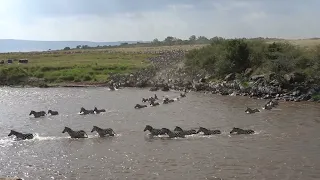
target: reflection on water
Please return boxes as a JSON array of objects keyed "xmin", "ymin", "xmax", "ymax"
[{"xmin": 0, "ymin": 87, "xmax": 320, "ymax": 180}]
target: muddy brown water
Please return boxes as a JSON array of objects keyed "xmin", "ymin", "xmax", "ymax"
[{"xmin": 0, "ymin": 87, "xmax": 319, "ymax": 180}]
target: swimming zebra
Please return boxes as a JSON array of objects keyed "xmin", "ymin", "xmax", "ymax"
[
  {"xmin": 143, "ymin": 125, "xmax": 166, "ymax": 136},
  {"xmin": 173, "ymin": 126, "xmax": 197, "ymax": 135},
  {"xmin": 230, "ymin": 127, "xmax": 255, "ymax": 135},
  {"xmin": 135, "ymin": 104, "xmax": 147, "ymax": 109},
  {"xmin": 62, "ymin": 127, "xmax": 88, "ymax": 138},
  {"xmin": 154, "ymin": 94, "xmax": 158, "ymax": 100},
  {"xmin": 142, "ymin": 98, "xmax": 149, "ymax": 103},
  {"xmin": 161, "ymin": 128, "xmax": 185, "ymax": 138},
  {"xmin": 245, "ymin": 107, "xmax": 260, "ymax": 114},
  {"xmin": 8, "ymin": 130, "xmax": 34, "ymax": 140},
  {"xmin": 48, "ymin": 110, "xmax": 59, "ymax": 115},
  {"xmin": 93, "ymin": 107, "xmax": 106, "ymax": 114},
  {"xmin": 80, "ymin": 107, "xmax": 95, "ymax": 115},
  {"xmin": 180, "ymin": 93, "xmax": 186, "ymax": 98},
  {"xmin": 267, "ymin": 99, "xmax": 279, "ymax": 107},
  {"xmin": 163, "ymin": 98, "xmax": 174, "ymax": 104},
  {"xmin": 91, "ymin": 126, "xmax": 116, "ymax": 137},
  {"xmin": 196, "ymin": 127, "xmax": 221, "ymax": 135},
  {"xmin": 262, "ymin": 104, "xmax": 272, "ymax": 110},
  {"xmin": 150, "ymin": 101, "xmax": 160, "ymax": 107},
  {"xmin": 29, "ymin": 110, "xmax": 46, "ymax": 118}
]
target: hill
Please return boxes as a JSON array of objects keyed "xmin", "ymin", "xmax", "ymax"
[{"xmin": 0, "ymin": 39, "xmax": 140, "ymax": 52}]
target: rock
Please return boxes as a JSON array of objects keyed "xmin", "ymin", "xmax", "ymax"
[
  {"xmin": 161, "ymin": 85, "xmax": 170, "ymax": 91},
  {"xmin": 224, "ymin": 73, "xmax": 235, "ymax": 81},
  {"xmin": 199, "ymin": 78, "xmax": 206, "ymax": 83},
  {"xmin": 270, "ymin": 79, "xmax": 280, "ymax": 86},
  {"xmin": 284, "ymin": 72, "xmax": 306, "ymax": 84},
  {"xmin": 149, "ymin": 87, "xmax": 159, "ymax": 91},
  {"xmin": 264, "ymin": 72, "xmax": 276, "ymax": 82},
  {"xmin": 244, "ymin": 68, "xmax": 253, "ymax": 77},
  {"xmin": 292, "ymin": 90, "xmax": 301, "ymax": 97},
  {"xmin": 250, "ymin": 74, "xmax": 265, "ymax": 81}
]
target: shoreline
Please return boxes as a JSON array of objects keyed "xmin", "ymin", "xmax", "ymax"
[{"xmin": 2, "ymin": 81, "xmax": 320, "ymax": 103}]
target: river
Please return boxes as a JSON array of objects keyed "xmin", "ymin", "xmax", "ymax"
[{"xmin": 0, "ymin": 87, "xmax": 319, "ymax": 180}]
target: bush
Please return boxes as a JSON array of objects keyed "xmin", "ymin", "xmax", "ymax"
[{"xmin": 185, "ymin": 39, "xmax": 320, "ymax": 80}]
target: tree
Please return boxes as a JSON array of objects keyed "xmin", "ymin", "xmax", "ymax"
[
  {"xmin": 164, "ymin": 36, "xmax": 175, "ymax": 45},
  {"xmin": 152, "ymin": 38, "xmax": 160, "ymax": 45},
  {"xmin": 63, "ymin": 47, "xmax": 71, "ymax": 50},
  {"xmin": 225, "ymin": 39, "xmax": 250, "ymax": 73},
  {"xmin": 76, "ymin": 45, "xmax": 81, "ymax": 49},
  {"xmin": 189, "ymin": 35, "xmax": 196, "ymax": 42}
]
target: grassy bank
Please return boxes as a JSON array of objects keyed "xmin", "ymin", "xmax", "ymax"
[
  {"xmin": 185, "ymin": 39, "xmax": 320, "ymax": 81},
  {"xmin": 0, "ymin": 50, "xmax": 156, "ymax": 86}
]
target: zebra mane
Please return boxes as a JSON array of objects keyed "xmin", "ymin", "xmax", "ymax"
[
  {"xmin": 10, "ymin": 130, "xmax": 20, "ymax": 134},
  {"xmin": 93, "ymin": 126, "xmax": 102, "ymax": 130}
]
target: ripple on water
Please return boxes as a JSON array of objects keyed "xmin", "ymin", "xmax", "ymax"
[{"xmin": 0, "ymin": 87, "xmax": 320, "ymax": 180}]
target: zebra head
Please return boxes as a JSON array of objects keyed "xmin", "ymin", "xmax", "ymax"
[
  {"xmin": 80, "ymin": 107, "xmax": 86, "ymax": 113},
  {"xmin": 174, "ymin": 126, "xmax": 183, "ymax": 132},
  {"xmin": 230, "ymin": 127, "xmax": 241, "ymax": 134},
  {"xmin": 8, "ymin": 130, "xmax": 17, "ymax": 136},
  {"xmin": 29, "ymin": 110, "xmax": 35, "ymax": 115},
  {"xmin": 91, "ymin": 126, "xmax": 99, "ymax": 133},
  {"xmin": 196, "ymin": 127, "xmax": 207, "ymax": 134},
  {"xmin": 48, "ymin": 110, "xmax": 52, "ymax": 114},
  {"xmin": 62, "ymin": 127, "xmax": 71, "ymax": 133},
  {"xmin": 143, "ymin": 125, "xmax": 153, "ymax": 132}
]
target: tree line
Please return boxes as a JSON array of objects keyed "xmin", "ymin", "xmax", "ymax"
[{"xmin": 62, "ymin": 36, "xmax": 278, "ymax": 50}]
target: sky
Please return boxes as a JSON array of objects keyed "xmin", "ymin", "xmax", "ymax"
[{"xmin": 0, "ymin": 0, "xmax": 319, "ymax": 42}]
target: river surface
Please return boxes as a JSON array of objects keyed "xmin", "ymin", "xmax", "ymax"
[{"xmin": 0, "ymin": 87, "xmax": 319, "ymax": 180}]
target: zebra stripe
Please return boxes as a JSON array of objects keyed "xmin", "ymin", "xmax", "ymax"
[
  {"xmin": 143, "ymin": 125, "xmax": 166, "ymax": 136},
  {"xmin": 91, "ymin": 126, "xmax": 115, "ymax": 137},
  {"xmin": 62, "ymin": 127, "xmax": 88, "ymax": 138}
]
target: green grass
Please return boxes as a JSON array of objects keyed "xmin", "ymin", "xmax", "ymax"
[
  {"xmin": 0, "ymin": 51, "xmax": 155, "ymax": 84},
  {"xmin": 312, "ymin": 93, "xmax": 320, "ymax": 101}
]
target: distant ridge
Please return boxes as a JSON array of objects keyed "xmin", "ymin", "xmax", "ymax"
[{"xmin": 0, "ymin": 39, "xmax": 141, "ymax": 53}]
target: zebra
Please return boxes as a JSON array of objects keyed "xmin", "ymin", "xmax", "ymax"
[
  {"xmin": 154, "ymin": 94, "xmax": 158, "ymax": 100},
  {"xmin": 91, "ymin": 126, "xmax": 116, "ymax": 137},
  {"xmin": 163, "ymin": 98, "xmax": 174, "ymax": 104},
  {"xmin": 150, "ymin": 101, "xmax": 160, "ymax": 107},
  {"xmin": 262, "ymin": 104, "xmax": 272, "ymax": 110},
  {"xmin": 245, "ymin": 107, "xmax": 260, "ymax": 114},
  {"xmin": 230, "ymin": 127, "xmax": 255, "ymax": 135},
  {"xmin": 80, "ymin": 107, "xmax": 94, "ymax": 115},
  {"xmin": 8, "ymin": 130, "xmax": 34, "ymax": 140},
  {"xmin": 161, "ymin": 128, "xmax": 185, "ymax": 138},
  {"xmin": 62, "ymin": 127, "xmax": 88, "ymax": 138},
  {"xmin": 135, "ymin": 104, "xmax": 147, "ymax": 109},
  {"xmin": 196, "ymin": 127, "xmax": 221, "ymax": 135},
  {"xmin": 173, "ymin": 126, "xmax": 197, "ymax": 135},
  {"xmin": 143, "ymin": 125, "xmax": 166, "ymax": 136},
  {"xmin": 48, "ymin": 110, "xmax": 59, "ymax": 115},
  {"xmin": 93, "ymin": 107, "xmax": 106, "ymax": 114},
  {"xmin": 142, "ymin": 98, "xmax": 149, "ymax": 103},
  {"xmin": 180, "ymin": 92, "xmax": 186, "ymax": 98},
  {"xmin": 29, "ymin": 110, "xmax": 46, "ymax": 118}
]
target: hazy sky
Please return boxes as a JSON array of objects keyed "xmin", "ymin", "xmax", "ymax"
[{"xmin": 0, "ymin": 0, "xmax": 319, "ymax": 41}]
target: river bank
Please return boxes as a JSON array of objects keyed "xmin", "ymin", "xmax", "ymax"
[{"xmin": 1, "ymin": 43, "xmax": 320, "ymax": 103}]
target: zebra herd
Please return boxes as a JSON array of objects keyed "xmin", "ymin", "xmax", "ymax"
[
  {"xmin": 7, "ymin": 124, "xmax": 255, "ymax": 141},
  {"xmin": 8, "ymin": 125, "xmax": 116, "ymax": 140},
  {"xmin": 143, "ymin": 125, "xmax": 254, "ymax": 138},
  {"xmin": 7, "ymin": 90, "xmax": 262, "ymax": 141},
  {"xmin": 134, "ymin": 92, "xmax": 186, "ymax": 109},
  {"xmin": 28, "ymin": 107, "xmax": 107, "ymax": 118}
]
